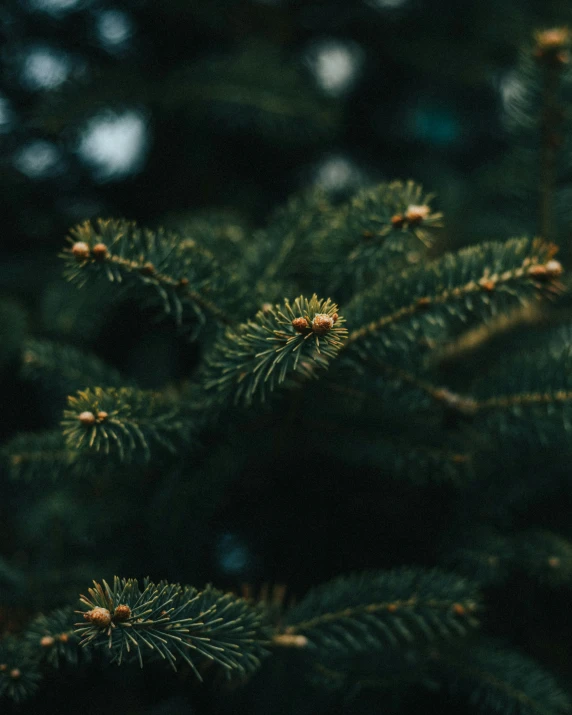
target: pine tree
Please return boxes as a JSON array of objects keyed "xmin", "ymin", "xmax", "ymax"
[{"xmin": 3, "ymin": 4, "xmax": 572, "ymax": 715}]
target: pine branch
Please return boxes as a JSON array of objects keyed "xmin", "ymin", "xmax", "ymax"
[
  {"xmin": 0, "ymin": 637, "xmax": 42, "ymax": 704},
  {"xmin": 178, "ymin": 41, "xmax": 340, "ymax": 145},
  {"xmin": 433, "ymin": 642, "xmax": 572, "ymax": 715},
  {"xmin": 283, "ymin": 569, "xmax": 480, "ymax": 659},
  {"xmin": 255, "ymin": 181, "xmax": 441, "ymax": 300},
  {"xmin": 1, "ymin": 431, "xmax": 80, "ymax": 482},
  {"xmin": 20, "ymin": 338, "xmax": 126, "ymax": 396},
  {"xmin": 448, "ymin": 528, "xmax": 572, "ymax": 588},
  {"xmin": 534, "ymin": 29, "xmax": 570, "ymax": 243},
  {"xmin": 433, "ymin": 303, "xmax": 547, "ymax": 370},
  {"xmin": 343, "ymin": 238, "xmax": 563, "ymax": 361},
  {"xmin": 75, "ymin": 577, "xmax": 269, "ymax": 676},
  {"xmin": 253, "ymin": 189, "xmax": 334, "ymax": 296},
  {"xmin": 25, "ymin": 607, "xmax": 85, "ymax": 668},
  {"xmin": 202, "ymin": 295, "xmax": 347, "ymax": 405},
  {"xmin": 61, "ymin": 219, "xmax": 234, "ymax": 336},
  {"xmin": 61, "ymin": 387, "xmax": 196, "ymax": 463}
]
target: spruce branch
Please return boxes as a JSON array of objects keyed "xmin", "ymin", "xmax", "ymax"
[
  {"xmin": 203, "ymin": 295, "xmax": 347, "ymax": 405},
  {"xmin": 283, "ymin": 569, "xmax": 480, "ymax": 659},
  {"xmin": 178, "ymin": 41, "xmax": 340, "ymax": 144},
  {"xmin": 433, "ymin": 303, "xmax": 547, "ymax": 370},
  {"xmin": 449, "ymin": 529, "xmax": 572, "ymax": 588},
  {"xmin": 433, "ymin": 642, "xmax": 572, "ymax": 715},
  {"xmin": 1, "ymin": 430, "xmax": 79, "ymax": 482},
  {"xmin": 534, "ymin": 28, "xmax": 570, "ymax": 243},
  {"xmin": 256, "ymin": 181, "xmax": 441, "ymax": 299},
  {"xmin": 0, "ymin": 637, "xmax": 42, "ymax": 704},
  {"xmin": 343, "ymin": 238, "xmax": 563, "ymax": 356},
  {"xmin": 75, "ymin": 577, "xmax": 269, "ymax": 676},
  {"xmin": 20, "ymin": 338, "xmax": 126, "ymax": 395},
  {"xmin": 340, "ymin": 179, "xmax": 443, "ymax": 250},
  {"xmin": 61, "ymin": 219, "xmax": 234, "ymax": 335},
  {"xmin": 327, "ymin": 181, "xmax": 442, "ymax": 296},
  {"xmin": 25, "ymin": 607, "xmax": 84, "ymax": 668},
  {"xmin": 61, "ymin": 387, "xmax": 196, "ymax": 463}
]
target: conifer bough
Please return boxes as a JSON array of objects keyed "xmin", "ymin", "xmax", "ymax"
[
  {"xmin": 204, "ymin": 294, "xmax": 347, "ymax": 405},
  {"xmin": 75, "ymin": 577, "xmax": 269, "ymax": 677},
  {"xmin": 62, "ymin": 386, "xmax": 196, "ymax": 462},
  {"xmin": 284, "ymin": 568, "xmax": 480, "ymax": 657},
  {"xmin": 62, "ymin": 218, "xmax": 234, "ymax": 333}
]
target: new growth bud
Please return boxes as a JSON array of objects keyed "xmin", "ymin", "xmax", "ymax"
[
  {"xmin": 71, "ymin": 242, "xmax": 90, "ymax": 261},
  {"xmin": 311, "ymin": 314, "xmax": 334, "ymax": 335},
  {"xmin": 83, "ymin": 607, "xmax": 112, "ymax": 628},
  {"xmin": 405, "ymin": 205, "xmax": 431, "ymax": 224},
  {"xmin": 534, "ymin": 28, "xmax": 570, "ymax": 65},
  {"xmin": 113, "ymin": 604, "xmax": 131, "ymax": 622},
  {"xmin": 92, "ymin": 243, "xmax": 109, "ymax": 259},
  {"xmin": 292, "ymin": 317, "xmax": 310, "ymax": 334},
  {"xmin": 78, "ymin": 411, "xmax": 96, "ymax": 426}
]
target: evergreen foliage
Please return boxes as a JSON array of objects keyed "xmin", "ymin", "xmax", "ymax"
[
  {"xmin": 75, "ymin": 577, "xmax": 269, "ymax": 676},
  {"xmin": 3, "ymin": 4, "xmax": 572, "ymax": 715}
]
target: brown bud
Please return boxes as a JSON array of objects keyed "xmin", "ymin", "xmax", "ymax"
[
  {"xmin": 71, "ymin": 242, "xmax": 90, "ymax": 261},
  {"xmin": 84, "ymin": 607, "xmax": 112, "ymax": 628},
  {"xmin": 479, "ymin": 279, "xmax": 495, "ymax": 292},
  {"xmin": 140, "ymin": 262, "xmax": 155, "ymax": 276},
  {"xmin": 113, "ymin": 604, "xmax": 131, "ymax": 622},
  {"xmin": 97, "ymin": 411, "xmax": 109, "ymax": 422},
  {"xmin": 292, "ymin": 317, "xmax": 310, "ymax": 334},
  {"xmin": 528, "ymin": 264, "xmax": 548, "ymax": 279},
  {"xmin": 272, "ymin": 634, "xmax": 308, "ymax": 647},
  {"xmin": 178, "ymin": 277, "xmax": 189, "ymax": 287},
  {"xmin": 534, "ymin": 28, "xmax": 570, "ymax": 64},
  {"xmin": 0, "ymin": 664, "xmax": 6, "ymax": 672},
  {"xmin": 332, "ymin": 313, "xmax": 338, "ymax": 323},
  {"xmin": 387, "ymin": 603, "xmax": 398, "ymax": 613},
  {"xmin": 417, "ymin": 296, "xmax": 431, "ymax": 308},
  {"xmin": 40, "ymin": 636, "xmax": 55, "ymax": 648},
  {"xmin": 405, "ymin": 204, "xmax": 431, "ymax": 224},
  {"xmin": 311, "ymin": 314, "xmax": 334, "ymax": 335},
  {"xmin": 545, "ymin": 259, "xmax": 563, "ymax": 277},
  {"xmin": 9, "ymin": 669, "xmax": 21, "ymax": 680},
  {"xmin": 452, "ymin": 603, "xmax": 466, "ymax": 616},
  {"xmin": 391, "ymin": 214, "xmax": 404, "ymax": 228},
  {"xmin": 536, "ymin": 28, "xmax": 570, "ymax": 50},
  {"xmin": 548, "ymin": 556, "xmax": 561, "ymax": 568},
  {"xmin": 59, "ymin": 633, "xmax": 69, "ymax": 643},
  {"xmin": 92, "ymin": 243, "xmax": 109, "ymax": 260},
  {"xmin": 78, "ymin": 411, "xmax": 96, "ymax": 426}
]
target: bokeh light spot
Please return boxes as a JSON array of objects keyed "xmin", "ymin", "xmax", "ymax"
[
  {"xmin": 27, "ymin": 0, "xmax": 82, "ymax": 15},
  {"xmin": 95, "ymin": 10, "xmax": 134, "ymax": 51},
  {"xmin": 305, "ymin": 39, "xmax": 364, "ymax": 97},
  {"xmin": 77, "ymin": 110, "xmax": 149, "ymax": 181},
  {"xmin": 20, "ymin": 46, "xmax": 71, "ymax": 90},
  {"xmin": 0, "ymin": 96, "xmax": 14, "ymax": 133},
  {"xmin": 214, "ymin": 532, "xmax": 252, "ymax": 576},
  {"xmin": 13, "ymin": 140, "xmax": 62, "ymax": 178},
  {"xmin": 313, "ymin": 154, "xmax": 364, "ymax": 191},
  {"xmin": 368, "ymin": 0, "xmax": 409, "ymax": 8}
]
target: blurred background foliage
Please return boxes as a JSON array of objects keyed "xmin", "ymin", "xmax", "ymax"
[{"xmin": 3, "ymin": 0, "xmax": 572, "ymax": 260}]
